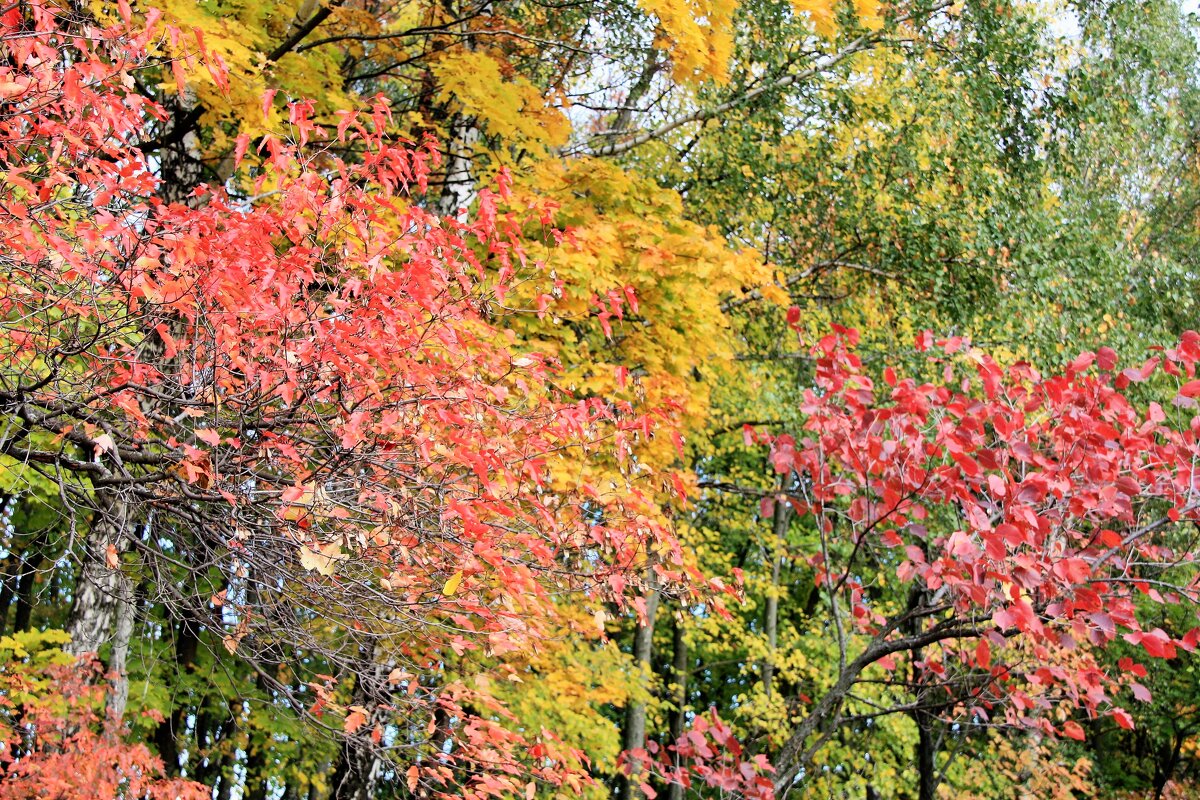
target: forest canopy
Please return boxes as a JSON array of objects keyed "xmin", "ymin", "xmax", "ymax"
[{"xmin": 1, "ymin": 1, "xmax": 1200, "ymax": 799}]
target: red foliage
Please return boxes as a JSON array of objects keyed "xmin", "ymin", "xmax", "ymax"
[
  {"xmin": 623, "ymin": 710, "xmax": 775, "ymax": 800},
  {"xmin": 0, "ymin": 660, "xmax": 206, "ymax": 800},
  {"xmin": 0, "ymin": 5, "xmax": 707, "ymax": 797},
  {"xmin": 762, "ymin": 326, "xmax": 1200, "ymax": 740}
]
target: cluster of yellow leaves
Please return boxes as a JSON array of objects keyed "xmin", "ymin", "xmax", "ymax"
[
  {"xmin": 0, "ymin": 630, "xmax": 75, "ymax": 719},
  {"xmin": 490, "ymin": 607, "xmax": 639, "ymax": 798},
  {"xmin": 431, "ymin": 51, "xmax": 570, "ymax": 150},
  {"xmin": 90, "ymin": 0, "xmax": 353, "ymax": 153},
  {"xmin": 946, "ymin": 730, "xmax": 1094, "ymax": 800},
  {"xmin": 510, "ymin": 159, "xmax": 777, "ymax": 480},
  {"xmin": 637, "ymin": 0, "xmax": 738, "ymax": 82},
  {"xmin": 792, "ymin": 0, "xmax": 883, "ymax": 38}
]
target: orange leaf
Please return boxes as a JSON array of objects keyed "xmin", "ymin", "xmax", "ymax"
[
  {"xmin": 406, "ymin": 765, "xmax": 420, "ymax": 792},
  {"xmin": 344, "ymin": 707, "xmax": 369, "ymax": 734}
]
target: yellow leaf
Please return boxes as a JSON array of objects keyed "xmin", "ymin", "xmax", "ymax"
[
  {"xmin": 431, "ymin": 52, "xmax": 569, "ymax": 148},
  {"xmin": 792, "ymin": 0, "xmax": 837, "ymax": 36},
  {"xmin": 299, "ymin": 542, "xmax": 346, "ymax": 576},
  {"xmin": 443, "ymin": 570, "xmax": 463, "ymax": 596}
]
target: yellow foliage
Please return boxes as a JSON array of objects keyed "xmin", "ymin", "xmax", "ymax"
[
  {"xmin": 490, "ymin": 608, "xmax": 639, "ymax": 795},
  {"xmin": 638, "ymin": 0, "xmax": 738, "ymax": 82},
  {"xmin": 112, "ymin": 0, "xmax": 356, "ymax": 153},
  {"xmin": 792, "ymin": 0, "xmax": 839, "ymax": 37},
  {"xmin": 791, "ymin": 0, "xmax": 883, "ymax": 37},
  {"xmin": 511, "ymin": 159, "xmax": 774, "ymax": 466},
  {"xmin": 945, "ymin": 730, "xmax": 1094, "ymax": 800},
  {"xmin": 432, "ymin": 51, "xmax": 570, "ymax": 150}
]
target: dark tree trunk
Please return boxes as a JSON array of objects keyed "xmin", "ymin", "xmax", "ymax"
[
  {"xmin": 329, "ymin": 738, "xmax": 377, "ymax": 800},
  {"xmin": 1153, "ymin": 728, "xmax": 1187, "ymax": 800},
  {"xmin": 665, "ymin": 609, "xmax": 688, "ymax": 800},
  {"xmin": 0, "ymin": 554, "xmax": 17, "ymax": 635},
  {"xmin": 914, "ymin": 709, "xmax": 937, "ymax": 800},
  {"xmin": 620, "ymin": 566, "xmax": 660, "ymax": 800},
  {"xmin": 155, "ymin": 615, "xmax": 200, "ymax": 773},
  {"xmin": 12, "ymin": 546, "xmax": 45, "ymax": 633},
  {"xmin": 905, "ymin": 581, "xmax": 939, "ymax": 800},
  {"xmin": 211, "ymin": 704, "xmax": 243, "ymax": 800},
  {"xmin": 762, "ymin": 483, "xmax": 790, "ymax": 697},
  {"xmin": 156, "ymin": 614, "xmax": 200, "ymax": 767}
]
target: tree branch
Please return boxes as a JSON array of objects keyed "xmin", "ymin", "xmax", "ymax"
[{"xmin": 585, "ymin": 1, "xmax": 952, "ymax": 158}]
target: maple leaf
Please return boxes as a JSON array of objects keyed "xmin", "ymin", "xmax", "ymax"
[
  {"xmin": 1061, "ymin": 721, "xmax": 1085, "ymax": 741},
  {"xmin": 344, "ymin": 706, "xmax": 369, "ymax": 734},
  {"xmin": 299, "ymin": 543, "xmax": 347, "ymax": 576}
]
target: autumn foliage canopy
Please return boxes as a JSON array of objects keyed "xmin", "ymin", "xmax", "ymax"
[{"xmin": 2, "ymin": 1, "xmax": 1200, "ymax": 799}]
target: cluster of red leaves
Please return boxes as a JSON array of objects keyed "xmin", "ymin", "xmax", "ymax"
[
  {"xmin": 622, "ymin": 710, "xmax": 775, "ymax": 800},
  {"xmin": 0, "ymin": 659, "xmax": 206, "ymax": 800},
  {"xmin": 760, "ymin": 323, "xmax": 1200, "ymax": 739}
]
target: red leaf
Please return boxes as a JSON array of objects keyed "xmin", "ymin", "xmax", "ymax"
[{"xmin": 975, "ymin": 638, "xmax": 991, "ymax": 669}]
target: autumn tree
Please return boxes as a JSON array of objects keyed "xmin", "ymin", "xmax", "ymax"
[
  {"xmin": 0, "ymin": 5, "xmax": 741, "ymax": 798},
  {"xmin": 3, "ymin": 0, "xmax": 1200, "ymax": 798}
]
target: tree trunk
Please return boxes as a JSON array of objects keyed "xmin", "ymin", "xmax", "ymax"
[
  {"xmin": 13, "ymin": 540, "xmax": 47, "ymax": 633},
  {"xmin": 328, "ymin": 642, "xmax": 386, "ymax": 800},
  {"xmin": 155, "ymin": 615, "xmax": 200, "ymax": 773},
  {"xmin": 65, "ymin": 490, "xmax": 132, "ymax": 656},
  {"xmin": 329, "ymin": 738, "xmax": 379, "ymax": 800},
  {"xmin": 620, "ymin": 567, "xmax": 660, "ymax": 800},
  {"xmin": 914, "ymin": 709, "xmax": 937, "ymax": 800},
  {"xmin": 665, "ymin": 609, "xmax": 688, "ymax": 800},
  {"xmin": 433, "ymin": 1, "xmax": 491, "ymax": 220},
  {"xmin": 212, "ymin": 704, "xmax": 244, "ymax": 800},
  {"xmin": 905, "ymin": 582, "xmax": 938, "ymax": 800},
  {"xmin": 0, "ymin": 554, "xmax": 16, "ymax": 635},
  {"xmin": 106, "ymin": 572, "xmax": 136, "ymax": 722},
  {"xmin": 154, "ymin": 86, "xmax": 209, "ymax": 207},
  {"xmin": 762, "ymin": 484, "xmax": 790, "ymax": 698},
  {"xmin": 436, "ymin": 113, "xmax": 481, "ymax": 219},
  {"xmin": 1153, "ymin": 727, "xmax": 1187, "ymax": 800},
  {"xmin": 66, "ymin": 489, "xmax": 139, "ymax": 727},
  {"xmin": 610, "ymin": 50, "xmax": 661, "ymax": 137}
]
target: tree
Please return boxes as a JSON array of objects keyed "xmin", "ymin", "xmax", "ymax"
[
  {"xmin": 754, "ymin": 326, "xmax": 1200, "ymax": 797},
  {"xmin": 0, "ymin": 6, "xmax": 731, "ymax": 797},
  {"xmin": 0, "ymin": 629, "xmax": 208, "ymax": 800}
]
